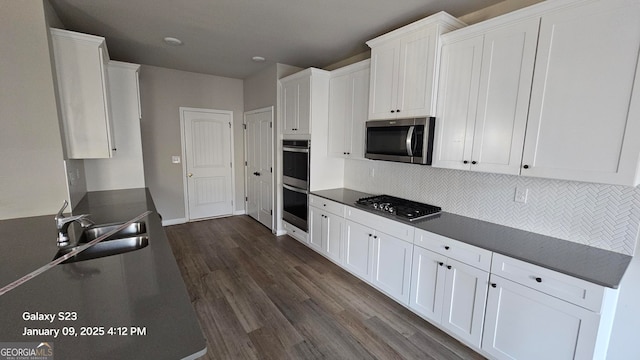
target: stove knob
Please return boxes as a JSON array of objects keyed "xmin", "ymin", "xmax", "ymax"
[
  {"xmin": 373, "ymin": 203, "xmax": 379, "ymax": 209},
  {"xmin": 388, "ymin": 207, "xmax": 394, "ymax": 213},
  {"xmin": 384, "ymin": 204, "xmax": 390, "ymax": 211}
]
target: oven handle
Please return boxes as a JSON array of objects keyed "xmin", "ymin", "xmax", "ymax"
[
  {"xmin": 406, "ymin": 125, "xmax": 415, "ymax": 157},
  {"xmin": 283, "ymin": 184, "xmax": 309, "ymax": 194},
  {"xmin": 283, "ymin": 146, "xmax": 309, "ymax": 153}
]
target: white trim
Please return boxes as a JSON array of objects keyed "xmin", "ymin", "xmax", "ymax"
[
  {"xmin": 276, "ymin": 229, "xmax": 287, "ymax": 236},
  {"xmin": 233, "ymin": 210, "xmax": 247, "ymax": 215},
  {"xmin": 162, "ymin": 218, "xmax": 187, "ymax": 226},
  {"xmin": 179, "ymin": 107, "xmax": 236, "ymax": 222}
]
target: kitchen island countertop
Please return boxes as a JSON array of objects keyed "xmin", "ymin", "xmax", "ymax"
[
  {"xmin": 0, "ymin": 188, "xmax": 206, "ymax": 359},
  {"xmin": 312, "ymin": 188, "xmax": 632, "ymax": 289}
]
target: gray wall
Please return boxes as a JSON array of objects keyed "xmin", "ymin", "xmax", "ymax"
[
  {"xmin": 244, "ymin": 65, "xmax": 278, "ymax": 112},
  {"xmin": 138, "ymin": 65, "xmax": 244, "ymax": 222},
  {"xmin": 0, "ymin": 0, "xmax": 71, "ymax": 219}
]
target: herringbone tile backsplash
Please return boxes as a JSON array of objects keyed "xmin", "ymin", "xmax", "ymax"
[{"xmin": 344, "ymin": 159, "xmax": 640, "ymax": 255}]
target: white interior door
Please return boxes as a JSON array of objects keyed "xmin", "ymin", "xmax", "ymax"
[
  {"xmin": 181, "ymin": 108, "xmax": 234, "ymax": 220},
  {"xmin": 244, "ymin": 107, "xmax": 273, "ymax": 230}
]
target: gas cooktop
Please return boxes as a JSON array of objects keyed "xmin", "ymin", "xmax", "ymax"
[{"xmin": 355, "ymin": 195, "xmax": 441, "ymax": 221}]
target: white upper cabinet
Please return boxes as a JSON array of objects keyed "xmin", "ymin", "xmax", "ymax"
[
  {"xmin": 51, "ymin": 28, "xmax": 114, "ymax": 159},
  {"xmin": 521, "ymin": 0, "xmax": 640, "ymax": 186},
  {"xmin": 328, "ymin": 60, "xmax": 370, "ymax": 159},
  {"xmin": 433, "ymin": 19, "xmax": 539, "ymax": 174},
  {"xmin": 281, "ymin": 68, "xmax": 329, "ymax": 136},
  {"xmin": 367, "ymin": 12, "xmax": 465, "ymax": 120}
]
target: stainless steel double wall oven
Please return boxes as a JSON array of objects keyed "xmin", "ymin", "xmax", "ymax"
[{"xmin": 282, "ymin": 140, "xmax": 310, "ymax": 231}]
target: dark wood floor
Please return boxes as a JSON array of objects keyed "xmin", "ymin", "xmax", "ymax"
[{"xmin": 166, "ymin": 216, "xmax": 485, "ymax": 360}]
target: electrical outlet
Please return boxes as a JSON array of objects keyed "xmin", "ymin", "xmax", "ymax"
[
  {"xmin": 172, "ymin": 156, "xmax": 181, "ymax": 164},
  {"xmin": 515, "ymin": 187, "xmax": 529, "ymax": 203},
  {"xmin": 369, "ymin": 167, "xmax": 375, "ymax": 177}
]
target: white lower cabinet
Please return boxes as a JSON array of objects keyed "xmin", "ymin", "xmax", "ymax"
[
  {"xmin": 344, "ymin": 220, "xmax": 374, "ymax": 281},
  {"xmin": 371, "ymin": 232, "xmax": 413, "ymax": 304},
  {"xmin": 304, "ymin": 198, "xmax": 619, "ymax": 360},
  {"xmin": 482, "ymin": 275, "xmax": 600, "ymax": 360},
  {"xmin": 309, "ymin": 205, "xmax": 345, "ymax": 263},
  {"xmin": 410, "ymin": 245, "xmax": 489, "ymax": 347}
]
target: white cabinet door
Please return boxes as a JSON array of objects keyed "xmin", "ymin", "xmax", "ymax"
[
  {"xmin": 396, "ymin": 28, "xmax": 437, "ymax": 119},
  {"xmin": 296, "ymin": 75, "xmax": 311, "ymax": 134},
  {"xmin": 325, "ymin": 212, "xmax": 344, "ymax": 264},
  {"xmin": 521, "ymin": 0, "xmax": 640, "ymax": 185},
  {"xmin": 440, "ymin": 258, "xmax": 489, "ymax": 347},
  {"xmin": 483, "ymin": 275, "xmax": 600, "ymax": 360},
  {"xmin": 371, "ymin": 232, "xmax": 413, "ymax": 304},
  {"xmin": 85, "ymin": 61, "xmax": 145, "ymax": 191},
  {"xmin": 282, "ymin": 79, "xmax": 299, "ymax": 134},
  {"xmin": 410, "ymin": 246, "xmax": 447, "ymax": 322},
  {"xmin": 349, "ymin": 67, "xmax": 369, "ymax": 158},
  {"xmin": 434, "ymin": 19, "xmax": 538, "ymax": 175},
  {"xmin": 433, "ymin": 35, "xmax": 483, "ymax": 170},
  {"xmin": 328, "ymin": 62, "xmax": 370, "ymax": 159},
  {"xmin": 369, "ymin": 41, "xmax": 400, "ymax": 120},
  {"xmin": 51, "ymin": 29, "xmax": 114, "ymax": 159},
  {"xmin": 328, "ymin": 72, "xmax": 350, "ymax": 157},
  {"xmin": 308, "ymin": 206, "xmax": 324, "ymax": 252},
  {"xmin": 470, "ymin": 19, "xmax": 539, "ymax": 175},
  {"xmin": 344, "ymin": 220, "xmax": 374, "ymax": 281}
]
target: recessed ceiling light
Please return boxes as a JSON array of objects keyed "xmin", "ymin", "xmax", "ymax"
[
  {"xmin": 163, "ymin": 37, "xmax": 183, "ymax": 46},
  {"xmin": 252, "ymin": 56, "xmax": 266, "ymax": 62}
]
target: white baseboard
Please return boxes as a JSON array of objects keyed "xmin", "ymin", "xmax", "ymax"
[
  {"xmin": 276, "ymin": 229, "xmax": 287, "ymax": 236},
  {"xmin": 162, "ymin": 218, "xmax": 187, "ymax": 226},
  {"xmin": 233, "ymin": 210, "xmax": 246, "ymax": 215}
]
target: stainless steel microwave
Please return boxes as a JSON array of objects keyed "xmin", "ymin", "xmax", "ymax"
[{"xmin": 365, "ymin": 117, "xmax": 435, "ymax": 165}]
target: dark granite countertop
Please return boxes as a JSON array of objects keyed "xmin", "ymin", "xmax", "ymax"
[
  {"xmin": 0, "ymin": 188, "xmax": 206, "ymax": 359},
  {"xmin": 312, "ymin": 188, "xmax": 632, "ymax": 289}
]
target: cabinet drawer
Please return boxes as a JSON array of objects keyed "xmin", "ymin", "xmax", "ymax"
[
  {"xmin": 283, "ymin": 221, "xmax": 308, "ymax": 243},
  {"xmin": 414, "ymin": 228, "xmax": 492, "ymax": 272},
  {"xmin": 345, "ymin": 207, "xmax": 414, "ymax": 243},
  {"xmin": 491, "ymin": 253, "xmax": 605, "ymax": 312},
  {"xmin": 309, "ymin": 195, "xmax": 345, "ymax": 217}
]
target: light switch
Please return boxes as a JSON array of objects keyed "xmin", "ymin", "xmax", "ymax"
[{"xmin": 172, "ymin": 156, "xmax": 181, "ymax": 164}]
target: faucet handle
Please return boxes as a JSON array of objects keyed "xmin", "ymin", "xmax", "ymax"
[{"xmin": 55, "ymin": 200, "xmax": 69, "ymax": 221}]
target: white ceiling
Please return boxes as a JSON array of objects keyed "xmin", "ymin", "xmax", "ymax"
[{"xmin": 48, "ymin": 0, "xmax": 505, "ymax": 79}]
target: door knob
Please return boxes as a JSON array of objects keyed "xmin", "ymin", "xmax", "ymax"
[
  {"xmin": 256, "ymin": 172, "xmax": 261, "ymax": 176},
  {"xmin": 187, "ymin": 173, "xmax": 193, "ymax": 177}
]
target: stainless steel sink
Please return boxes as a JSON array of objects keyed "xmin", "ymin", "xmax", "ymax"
[
  {"xmin": 54, "ymin": 235, "xmax": 149, "ymax": 264},
  {"xmin": 54, "ymin": 221, "xmax": 149, "ymax": 264},
  {"xmin": 79, "ymin": 222, "xmax": 147, "ymax": 242}
]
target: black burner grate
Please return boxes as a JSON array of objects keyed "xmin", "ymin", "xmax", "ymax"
[{"xmin": 356, "ymin": 195, "xmax": 441, "ymax": 221}]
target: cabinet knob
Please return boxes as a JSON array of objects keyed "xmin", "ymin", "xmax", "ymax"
[
  {"xmin": 491, "ymin": 283, "xmax": 497, "ymax": 288},
  {"xmin": 523, "ymin": 165, "xmax": 530, "ymax": 169},
  {"xmin": 463, "ymin": 160, "xmax": 469, "ymax": 164},
  {"xmin": 471, "ymin": 161, "xmax": 477, "ymax": 165},
  {"xmin": 535, "ymin": 277, "xmax": 542, "ymax": 283},
  {"xmin": 396, "ymin": 109, "xmax": 401, "ymax": 113},
  {"xmin": 444, "ymin": 246, "xmax": 450, "ymax": 250},
  {"xmin": 390, "ymin": 110, "xmax": 395, "ymax": 113},
  {"xmin": 446, "ymin": 265, "xmax": 452, "ymax": 270},
  {"xmin": 323, "ymin": 204, "xmax": 326, "ymax": 207},
  {"xmin": 368, "ymin": 234, "xmax": 372, "ymax": 237},
  {"xmin": 438, "ymin": 262, "xmax": 444, "ymax": 266},
  {"xmin": 373, "ymin": 235, "xmax": 378, "ymax": 239}
]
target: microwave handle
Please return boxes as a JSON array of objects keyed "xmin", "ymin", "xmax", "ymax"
[{"xmin": 406, "ymin": 126, "xmax": 415, "ymax": 157}]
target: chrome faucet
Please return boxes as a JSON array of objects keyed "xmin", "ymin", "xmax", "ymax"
[{"xmin": 55, "ymin": 200, "xmax": 94, "ymax": 247}]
